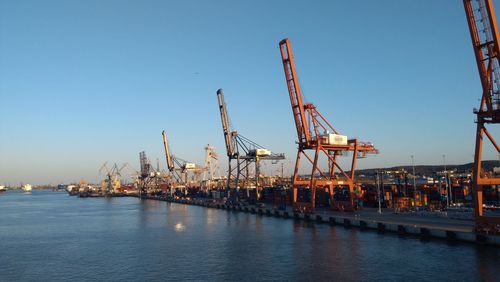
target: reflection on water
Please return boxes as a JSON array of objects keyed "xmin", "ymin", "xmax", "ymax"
[
  {"xmin": 0, "ymin": 190, "xmax": 498, "ymax": 282},
  {"xmin": 174, "ymin": 222, "xmax": 185, "ymax": 232}
]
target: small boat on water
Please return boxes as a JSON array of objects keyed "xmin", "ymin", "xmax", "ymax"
[
  {"xmin": 0, "ymin": 185, "xmax": 6, "ymax": 192},
  {"xmin": 22, "ymin": 184, "xmax": 32, "ymax": 192}
]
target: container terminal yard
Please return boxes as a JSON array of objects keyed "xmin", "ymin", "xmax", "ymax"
[{"xmin": 29, "ymin": 0, "xmax": 499, "ymax": 247}]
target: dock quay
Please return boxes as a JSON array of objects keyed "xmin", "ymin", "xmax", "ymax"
[{"xmin": 135, "ymin": 194, "xmax": 500, "ymax": 246}]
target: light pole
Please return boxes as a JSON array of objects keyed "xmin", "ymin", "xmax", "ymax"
[
  {"xmin": 376, "ymin": 171, "xmax": 382, "ymax": 214},
  {"xmin": 497, "ymin": 155, "xmax": 500, "ymax": 204},
  {"xmin": 411, "ymin": 155, "xmax": 416, "ymax": 208},
  {"xmin": 443, "ymin": 154, "xmax": 449, "ymax": 208}
]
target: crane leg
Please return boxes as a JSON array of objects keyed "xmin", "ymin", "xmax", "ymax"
[{"xmin": 292, "ymin": 150, "xmax": 302, "ymax": 208}]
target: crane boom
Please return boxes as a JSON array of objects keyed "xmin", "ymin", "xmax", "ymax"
[
  {"xmin": 162, "ymin": 130, "xmax": 174, "ymax": 172},
  {"xmin": 217, "ymin": 89, "xmax": 236, "ymax": 157},
  {"xmin": 279, "ymin": 39, "xmax": 310, "ymax": 144},
  {"xmin": 98, "ymin": 161, "xmax": 109, "ymax": 175}
]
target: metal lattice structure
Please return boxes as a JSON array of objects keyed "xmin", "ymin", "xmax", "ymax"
[
  {"xmin": 98, "ymin": 162, "xmax": 122, "ymax": 194},
  {"xmin": 161, "ymin": 130, "xmax": 204, "ymax": 188},
  {"xmin": 279, "ymin": 38, "xmax": 378, "ymax": 213},
  {"xmin": 138, "ymin": 151, "xmax": 154, "ymax": 194},
  {"xmin": 216, "ymin": 89, "xmax": 285, "ymax": 199},
  {"xmin": 464, "ymin": 0, "xmax": 500, "ymax": 234},
  {"xmin": 202, "ymin": 144, "xmax": 222, "ymax": 190}
]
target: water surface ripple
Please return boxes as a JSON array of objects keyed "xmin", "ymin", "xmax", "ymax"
[{"xmin": 0, "ymin": 190, "xmax": 498, "ymax": 281}]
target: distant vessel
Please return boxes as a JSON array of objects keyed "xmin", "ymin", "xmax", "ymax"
[
  {"xmin": 22, "ymin": 184, "xmax": 32, "ymax": 192},
  {"xmin": 0, "ymin": 185, "xmax": 6, "ymax": 192},
  {"xmin": 65, "ymin": 185, "xmax": 79, "ymax": 196},
  {"xmin": 66, "ymin": 185, "xmax": 77, "ymax": 193}
]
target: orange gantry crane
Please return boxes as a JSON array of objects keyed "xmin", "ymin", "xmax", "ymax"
[
  {"xmin": 279, "ymin": 38, "xmax": 378, "ymax": 213},
  {"xmin": 464, "ymin": 0, "xmax": 500, "ymax": 233}
]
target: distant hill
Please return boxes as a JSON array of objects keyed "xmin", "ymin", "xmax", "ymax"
[{"xmin": 356, "ymin": 160, "xmax": 500, "ymax": 176}]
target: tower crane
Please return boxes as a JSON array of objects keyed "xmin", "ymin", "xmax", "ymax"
[
  {"xmin": 464, "ymin": 0, "xmax": 500, "ymax": 233},
  {"xmin": 216, "ymin": 88, "xmax": 285, "ymax": 200},
  {"xmin": 279, "ymin": 38, "xmax": 378, "ymax": 213}
]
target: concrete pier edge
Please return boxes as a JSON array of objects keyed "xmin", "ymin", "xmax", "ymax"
[{"xmin": 137, "ymin": 195, "xmax": 500, "ymax": 246}]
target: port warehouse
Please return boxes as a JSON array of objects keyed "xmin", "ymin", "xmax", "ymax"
[{"xmin": 48, "ymin": 0, "xmax": 500, "ymax": 238}]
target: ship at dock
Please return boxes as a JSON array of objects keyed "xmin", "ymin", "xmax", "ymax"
[{"xmin": 21, "ymin": 184, "xmax": 32, "ymax": 192}]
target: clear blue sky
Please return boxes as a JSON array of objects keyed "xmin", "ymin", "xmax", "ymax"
[{"xmin": 1, "ymin": 0, "xmax": 499, "ymax": 185}]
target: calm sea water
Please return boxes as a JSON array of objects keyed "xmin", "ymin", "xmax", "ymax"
[{"xmin": 0, "ymin": 190, "xmax": 498, "ymax": 281}]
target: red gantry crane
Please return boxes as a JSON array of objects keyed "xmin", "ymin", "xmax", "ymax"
[
  {"xmin": 279, "ymin": 38, "xmax": 378, "ymax": 213},
  {"xmin": 464, "ymin": 0, "xmax": 500, "ymax": 234}
]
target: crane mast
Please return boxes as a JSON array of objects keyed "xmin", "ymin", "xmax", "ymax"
[
  {"xmin": 279, "ymin": 38, "xmax": 378, "ymax": 213},
  {"xmin": 464, "ymin": 0, "xmax": 500, "ymax": 233}
]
